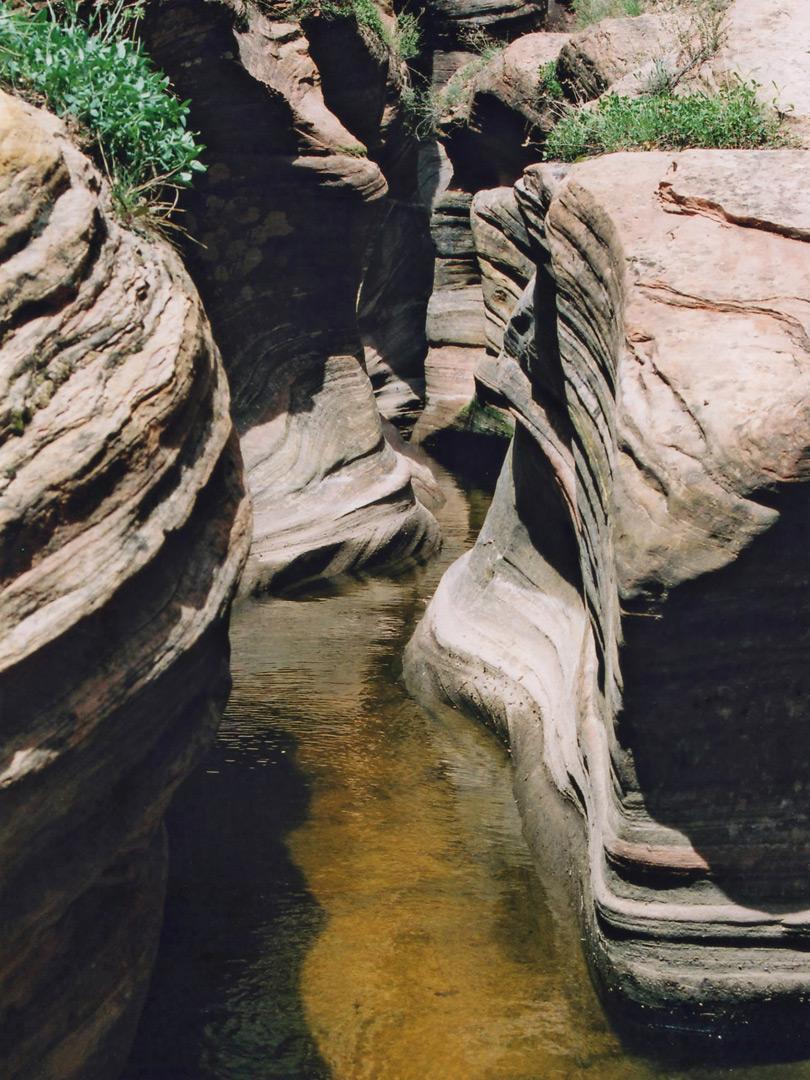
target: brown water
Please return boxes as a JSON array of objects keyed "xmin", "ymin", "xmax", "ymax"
[{"xmin": 124, "ymin": 464, "xmax": 810, "ymax": 1080}]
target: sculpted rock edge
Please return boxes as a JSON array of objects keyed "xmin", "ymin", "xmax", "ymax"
[
  {"xmin": 0, "ymin": 92, "xmax": 251, "ymax": 1079},
  {"xmin": 141, "ymin": 0, "xmax": 440, "ymax": 595},
  {"xmin": 406, "ymin": 149, "xmax": 810, "ymax": 1053}
]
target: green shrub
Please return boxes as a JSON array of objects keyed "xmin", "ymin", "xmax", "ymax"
[
  {"xmin": 572, "ymin": 0, "xmax": 643, "ymax": 29},
  {"xmin": 0, "ymin": 0, "xmax": 205, "ymax": 219},
  {"xmin": 544, "ymin": 81, "xmax": 785, "ymax": 161}
]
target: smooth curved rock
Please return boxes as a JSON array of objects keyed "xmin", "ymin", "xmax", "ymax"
[
  {"xmin": 0, "ymin": 91, "xmax": 251, "ymax": 1079},
  {"xmin": 358, "ymin": 199, "xmax": 433, "ymax": 431},
  {"xmin": 142, "ymin": 0, "xmax": 439, "ymax": 593},
  {"xmin": 407, "ymin": 148, "xmax": 810, "ymax": 1052}
]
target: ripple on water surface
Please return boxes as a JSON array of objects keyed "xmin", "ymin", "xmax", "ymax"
[{"xmin": 123, "ymin": 468, "xmax": 810, "ymax": 1080}]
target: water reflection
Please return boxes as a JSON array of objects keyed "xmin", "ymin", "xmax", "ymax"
[{"xmin": 123, "ymin": 461, "xmax": 810, "ymax": 1080}]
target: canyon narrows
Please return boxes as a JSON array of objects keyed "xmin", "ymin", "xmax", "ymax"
[{"xmin": 5, "ymin": 0, "xmax": 810, "ymax": 1075}]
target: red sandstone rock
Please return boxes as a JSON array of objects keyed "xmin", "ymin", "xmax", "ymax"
[{"xmin": 0, "ymin": 91, "xmax": 251, "ymax": 1079}]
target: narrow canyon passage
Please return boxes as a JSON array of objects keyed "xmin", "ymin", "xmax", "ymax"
[{"xmin": 121, "ymin": 461, "xmax": 810, "ymax": 1080}]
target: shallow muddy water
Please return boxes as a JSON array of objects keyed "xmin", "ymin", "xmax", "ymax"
[{"xmin": 123, "ymin": 464, "xmax": 810, "ymax": 1080}]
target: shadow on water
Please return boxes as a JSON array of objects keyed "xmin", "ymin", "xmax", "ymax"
[{"xmin": 120, "ymin": 715, "xmax": 331, "ymax": 1080}]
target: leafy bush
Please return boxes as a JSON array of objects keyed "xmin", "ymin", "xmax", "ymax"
[
  {"xmin": 0, "ymin": 0, "xmax": 205, "ymax": 218},
  {"xmin": 544, "ymin": 81, "xmax": 785, "ymax": 161}
]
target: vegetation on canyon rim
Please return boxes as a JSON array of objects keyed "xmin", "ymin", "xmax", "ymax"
[
  {"xmin": 544, "ymin": 79, "xmax": 787, "ymax": 160},
  {"xmin": 572, "ymin": 0, "xmax": 642, "ymax": 27},
  {"xmin": 0, "ymin": 0, "xmax": 206, "ymax": 224},
  {"xmin": 543, "ymin": 0, "xmax": 787, "ymax": 161}
]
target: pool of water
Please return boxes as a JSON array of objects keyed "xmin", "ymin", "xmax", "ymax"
[{"xmin": 123, "ymin": 463, "xmax": 810, "ymax": 1080}]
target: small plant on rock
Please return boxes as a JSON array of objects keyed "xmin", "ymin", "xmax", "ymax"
[
  {"xmin": 287, "ymin": 0, "xmax": 421, "ymax": 63},
  {"xmin": 538, "ymin": 60, "xmax": 565, "ymax": 101}
]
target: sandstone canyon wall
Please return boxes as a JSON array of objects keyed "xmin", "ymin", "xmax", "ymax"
[
  {"xmin": 141, "ymin": 0, "xmax": 440, "ymax": 594},
  {"xmin": 407, "ymin": 146, "xmax": 810, "ymax": 1051},
  {"xmin": 0, "ymin": 91, "xmax": 251, "ymax": 1079}
]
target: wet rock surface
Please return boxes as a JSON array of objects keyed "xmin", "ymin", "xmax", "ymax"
[
  {"xmin": 0, "ymin": 91, "xmax": 251, "ymax": 1079},
  {"xmin": 407, "ymin": 147, "xmax": 810, "ymax": 1051},
  {"xmin": 142, "ymin": 0, "xmax": 439, "ymax": 594}
]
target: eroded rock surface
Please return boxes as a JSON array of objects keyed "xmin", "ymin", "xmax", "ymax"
[
  {"xmin": 439, "ymin": 32, "xmax": 570, "ymax": 190},
  {"xmin": 407, "ymin": 148, "xmax": 810, "ymax": 1049},
  {"xmin": 142, "ymin": 0, "xmax": 439, "ymax": 593},
  {"xmin": 0, "ymin": 91, "xmax": 251, "ymax": 1079},
  {"xmin": 470, "ymin": 186, "xmax": 534, "ymax": 359}
]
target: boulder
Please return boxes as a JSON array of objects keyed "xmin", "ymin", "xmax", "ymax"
[
  {"xmin": 141, "ymin": 0, "xmax": 439, "ymax": 593},
  {"xmin": 557, "ymin": 14, "xmax": 677, "ymax": 100},
  {"xmin": 407, "ymin": 148, "xmax": 810, "ymax": 1051},
  {"xmin": 438, "ymin": 32, "xmax": 571, "ymax": 189},
  {"xmin": 718, "ymin": 0, "xmax": 810, "ymax": 145},
  {"xmin": 0, "ymin": 91, "xmax": 250, "ymax": 1079}
]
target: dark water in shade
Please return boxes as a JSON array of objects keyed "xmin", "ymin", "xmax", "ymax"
[{"xmin": 123, "ymin": 464, "xmax": 810, "ymax": 1080}]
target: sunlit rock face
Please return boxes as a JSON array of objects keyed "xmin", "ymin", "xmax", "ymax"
[
  {"xmin": 407, "ymin": 148, "xmax": 810, "ymax": 1051},
  {"xmin": 142, "ymin": 0, "xmax": 439, "ymax": 594},
  {"xmin": 0, "ymin": 91, "xmax": 251, "ymax": 1079}
]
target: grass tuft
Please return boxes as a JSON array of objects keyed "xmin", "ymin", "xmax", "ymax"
[{"xmin": 286, "ymin": 0, "xmax": 421, "ymax": 62}]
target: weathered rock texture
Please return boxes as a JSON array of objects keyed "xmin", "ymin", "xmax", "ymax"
[
  {"xmin": 718, "ymin": 0, "xmax": 810, "ymax": 145},
  {"xmin": 142, "ymin": 0, "xmax": 439, "ymax": 593},
  {"xmin": 423, "ymin": 0, "xmax": 548, "ymax": 47},
  {"xmin": 470, "ymin": 185, "xmax": 534, "ymax": 359},
  {"xmin": 358, "ymin": 198, "xmax": 433, "ymax": 431},
  {"xmin": 407, "ymin": 148, "xmax": 810, "ymax": 1050},
  {"xmin": 412, "ymin": 189, "xmax": 488, "ymax": 447},
  {"xmin": 413, "ymin": 185, "xmax": 520, "ymax": 465},
  {"xmin": 556, "ymin": 13, "xmax": 676, "ymax": 99},
  {"xmin": 0, "ymin": 91, "xmax": 251, "ymax": 1080},
  {"xmin": 438, "ymin": 32, "xmax": 570, "ymax": 190}
]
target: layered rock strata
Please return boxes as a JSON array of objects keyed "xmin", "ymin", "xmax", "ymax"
[
  {"xmin": 142, "ymin": 0, "xmax": 439, "ymax": 593},
  {"xmin": 407, "ymin": 148, "xmax": 810, "ymax": 1050},
  {"xmin": 412, "ymin": 189, "xmax": 488, "ymax": 447},
  {"xmin": 0, "ymin": 91, "xmax": 251, "ymax": 1080},
  {"xmin": 424, "ymin": 0, "xmax": 548, "ymax": 47}
]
